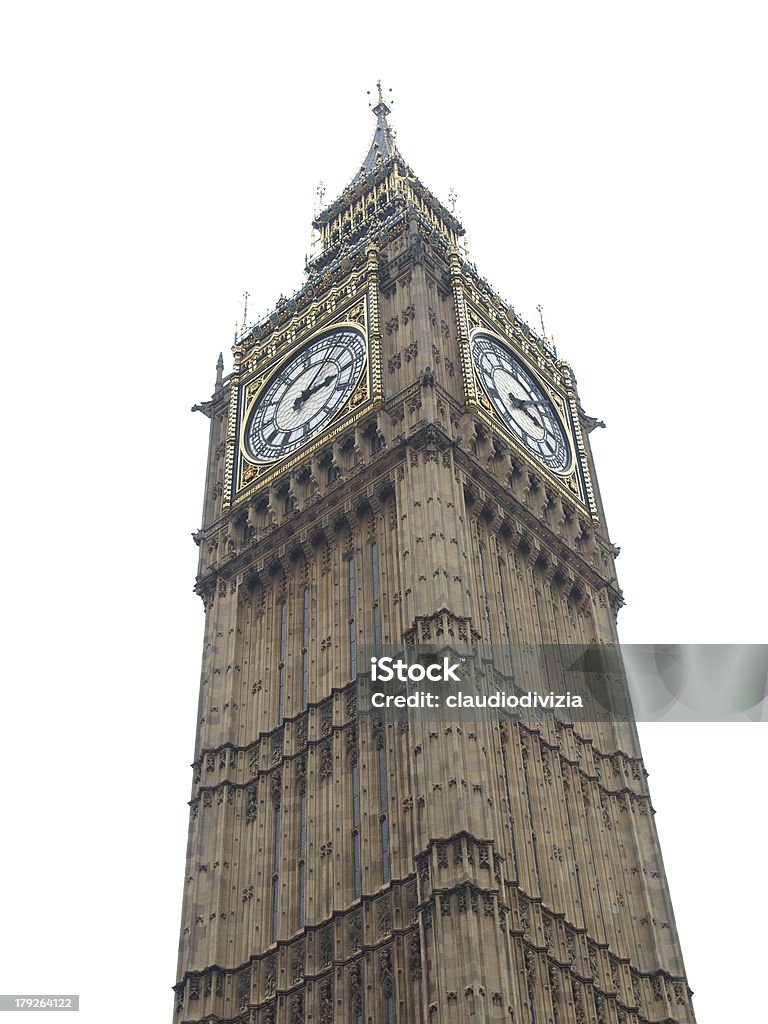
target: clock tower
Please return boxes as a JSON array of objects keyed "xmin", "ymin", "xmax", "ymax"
[{"xmin": 174, "ymin": 90, "xmax": 696, "ymax": 1024}]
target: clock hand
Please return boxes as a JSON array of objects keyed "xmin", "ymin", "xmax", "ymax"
[
  {"xmin": 293, "ymin": 372, "xmax": 337, "ymax": 410},
  {"xmin": 305, "ymin": 373, "xmax": 336, "ymax": 398},
  {"xmin": 507, "ymin": 393, "xmax": 542, "ymax": 428},
  {"xmin": 307, "ymin": 360, "xmax": 331, "ymax": 392},
  {"xmin": 293, "ymin": 360, "xmax": 332, "ymax": 410},
  {"xmin": 507, "ymin": 392, "xmax": 541, "ymax": 407}
]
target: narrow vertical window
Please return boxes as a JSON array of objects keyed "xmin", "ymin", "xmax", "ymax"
[
  {"xmin": 298, "ymin": 788, "xmax": 306, "ymax": 930},
  {"xmin": 378, "ymin": 745, "xmax": 390, "ymax": 884},
  {"xmin": 301, "ymin": 586, "xmax": 309, "ymax": 710},
  {"xmin": 299, "ymin": 789, "xmax": 307, "ymax": 854},
  {"xmin": 352, "ymin": 832, "xmax": 361, "ymax": 899},
  {"xmin": 386, "ymin": 994, "xmax": 395, "ymax": 1024},
  {"xmin": 347, "ymin": 555, "xmax": 357, "ymax": 679},
  {"xmin": 271, "ymin": 876, "xmax": 279, "ymax": 944},
  {"xmin": 371, "ymin": 541, "xmax": 382, "ymax": 655},
  {"xmin": 277, "ymin": 600, "xmax": 287, "ymax": 724},
  {"xmin": 377, "ymin": 746, "xmax": 387, "ymax": 811},
  {"xmin": 380, "ymin": 817, "xmax": 390, "ymax": 884},
  {"xmin": 478, "ymin": 545, "xmax": 493, "ymax": 643},
  {"xmin": 351, "ymin": 761, "xmax": 361, "ymax": 898},
  {"xmin": 298, "ymin": 861, "xmax": 305, "ymax": 928},
  {"xmin": 501, "ymin": 741, "xmax": 519, "ymax": 880},
  {"xmin": 271, "ymin": 801, "xmax": 281, "ymax": 942},
  {"xmin": 498, "ymin": 557, "xmax": 513, "ymax": 664},
  {"xmin": 352, "ymin": 762, "xmax": 360, "ymax": 827},
  {"xmin": 273, "ymin": 803, "xmax": 281, "ymax": 872},
  {"xmin": 501, "ymin": 743, "xmax": 512, "ymax": 807},
  {"xmin": 562, "ymin": 777, "xmax": 585, "ymax": 924},
  {"xmin": 522, "ymin": 753, "xmax": 542, "ymax": 897}
]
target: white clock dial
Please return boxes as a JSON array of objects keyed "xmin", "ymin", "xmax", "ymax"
[
  {"xmin": 471, "ymin": 332, "xmax": 572, "ymax": 475},
  {"xmin": 244, "ymin": 326, "xmax": 367, "ymax": 463}
]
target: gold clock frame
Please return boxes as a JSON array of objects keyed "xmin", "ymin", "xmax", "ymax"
[
  {"xmin": 464, "ymin": 323, "xmax": 598, "ymax": 518},
  {"xmin": 226, "ymin": 289, "xmax": 381, "ymax": 509},
  {"xmin": 469, "ymin": 327, "xmax": 576, "ymax": 476},
  {"xmin": 239, "ymin": 321, "xmax": 369, "ymax": 463}
]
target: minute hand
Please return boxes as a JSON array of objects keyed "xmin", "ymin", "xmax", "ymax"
[
  {"xmin": 507, "ymin": 393, "xmax": 546, "ymax": 410},
  {"xmin": 305, "ymin": 373, "xmax": 336, "ymax": 398},
  {"xmin": 294, "ymin": 367, "xmax": 337, "ymax": 410}
]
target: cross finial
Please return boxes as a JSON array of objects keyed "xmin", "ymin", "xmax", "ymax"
[{"xmin": 367, "ymin": 80, "xmax": 392, "ymax": 122}]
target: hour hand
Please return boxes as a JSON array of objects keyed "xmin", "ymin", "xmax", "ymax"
[
  {"xmin": 306, "ymin": 373, "xmax": 336, "ymax": 398},
  {"xmin": 507, "ymin": 392, "xmax": 537, "ymax": 410},
  {"xmin": 507, "ymin": 393, "xmax": 542, "ymax": 427},
  {"xmin": 293, "ymin": 373, "xmax": 336, "ymax": 410}
]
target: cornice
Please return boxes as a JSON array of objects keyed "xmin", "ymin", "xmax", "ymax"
[
  {"xmin": 451, "ymin": 443, "xmax": 623, "ymax": 604},
  {"xmin": 194, "ymin": 443, "xmax": 404, "ymax": 595},
  {"xmin": 174, "ymin": 879, "xmax": 419, "ymax": 1002},
  {"xmin": 194, "ymin": 416, "xmax": 620, "ymax": 610}
]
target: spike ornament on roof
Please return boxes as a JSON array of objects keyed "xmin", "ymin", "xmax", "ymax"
[{"xmin": 357, "ymin": 81, "xmax": 397, "ymax": 180}]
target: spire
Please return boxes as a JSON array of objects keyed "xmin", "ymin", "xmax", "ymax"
[
  {"xmin": 354, "ymin": 81, "xmax": 398, "ymax": 181},
  {"xmin": 308, "ymin": 87, "xmax": 465, "ymax": 273}
]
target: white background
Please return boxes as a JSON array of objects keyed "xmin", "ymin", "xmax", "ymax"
[{"xmin": 1, "ymin": 2, "xmax": 765, "ymax": 1021}]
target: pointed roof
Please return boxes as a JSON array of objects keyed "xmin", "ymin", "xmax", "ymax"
[
  {"xmin": 351, "ymin": 81, "xmax": 399, "ymax": 184},
  {"xmin": 309, "ymin": 86, "xmax": 465, "ymax": 274}
]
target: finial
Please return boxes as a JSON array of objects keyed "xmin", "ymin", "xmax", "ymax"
[
  {"xmin": 215, "ymin": 352, "xmax": 224, "ymax": 390},
  {"xmin": 536, "ymin": 305, "xmax": 557, "ymax": 356},
  {"xmin": 353, "ymin": 82, "xmax": 398, "ymax": 184},
  {"xmin": 241, "ymin": 290, "xmax": 250, "ymax": 333},
  {"xmin": 537, "ymin": 304, "xmax": 547, "ymax": 339},
  {"xmin": 367, "ymin": 80, "xmax": 393, "ymax": 123},
  {"xmin": 316, "ymin": 180, "xmax": 326, "ymax": 210},
  {"xmin": 448, "ymin": 188, "xmax": 458, "ymax": 214}
]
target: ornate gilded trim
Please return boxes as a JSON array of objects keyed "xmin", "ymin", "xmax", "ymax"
[
  {"xmin": 450, "ymin": 252, "xmax": 477, "ymax": 406},
  {"xmin": 463, "ymin": 317, "xmax": 594, "ymax": 515},
  {"xmin": 230, "ymin": 293, "xmax": 377, "ymax": 507}
]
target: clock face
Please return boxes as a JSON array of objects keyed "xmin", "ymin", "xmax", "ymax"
[
  {"xmin": 471, "ymin": 333, "xmax": 572, "ymax": 475},
  {"xmin": 244, "ymin": 326, "xmax": 367, "ymax": 463}
]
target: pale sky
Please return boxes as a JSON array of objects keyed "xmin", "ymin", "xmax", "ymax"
[{"xmin": 1, "ymin": 2, "xmax": 766, "ymax": 1022}]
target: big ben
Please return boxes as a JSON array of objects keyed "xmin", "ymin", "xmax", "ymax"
[{"xmin": 173, "ymin": 88, "xmax": 696, "ymax": 1024}]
